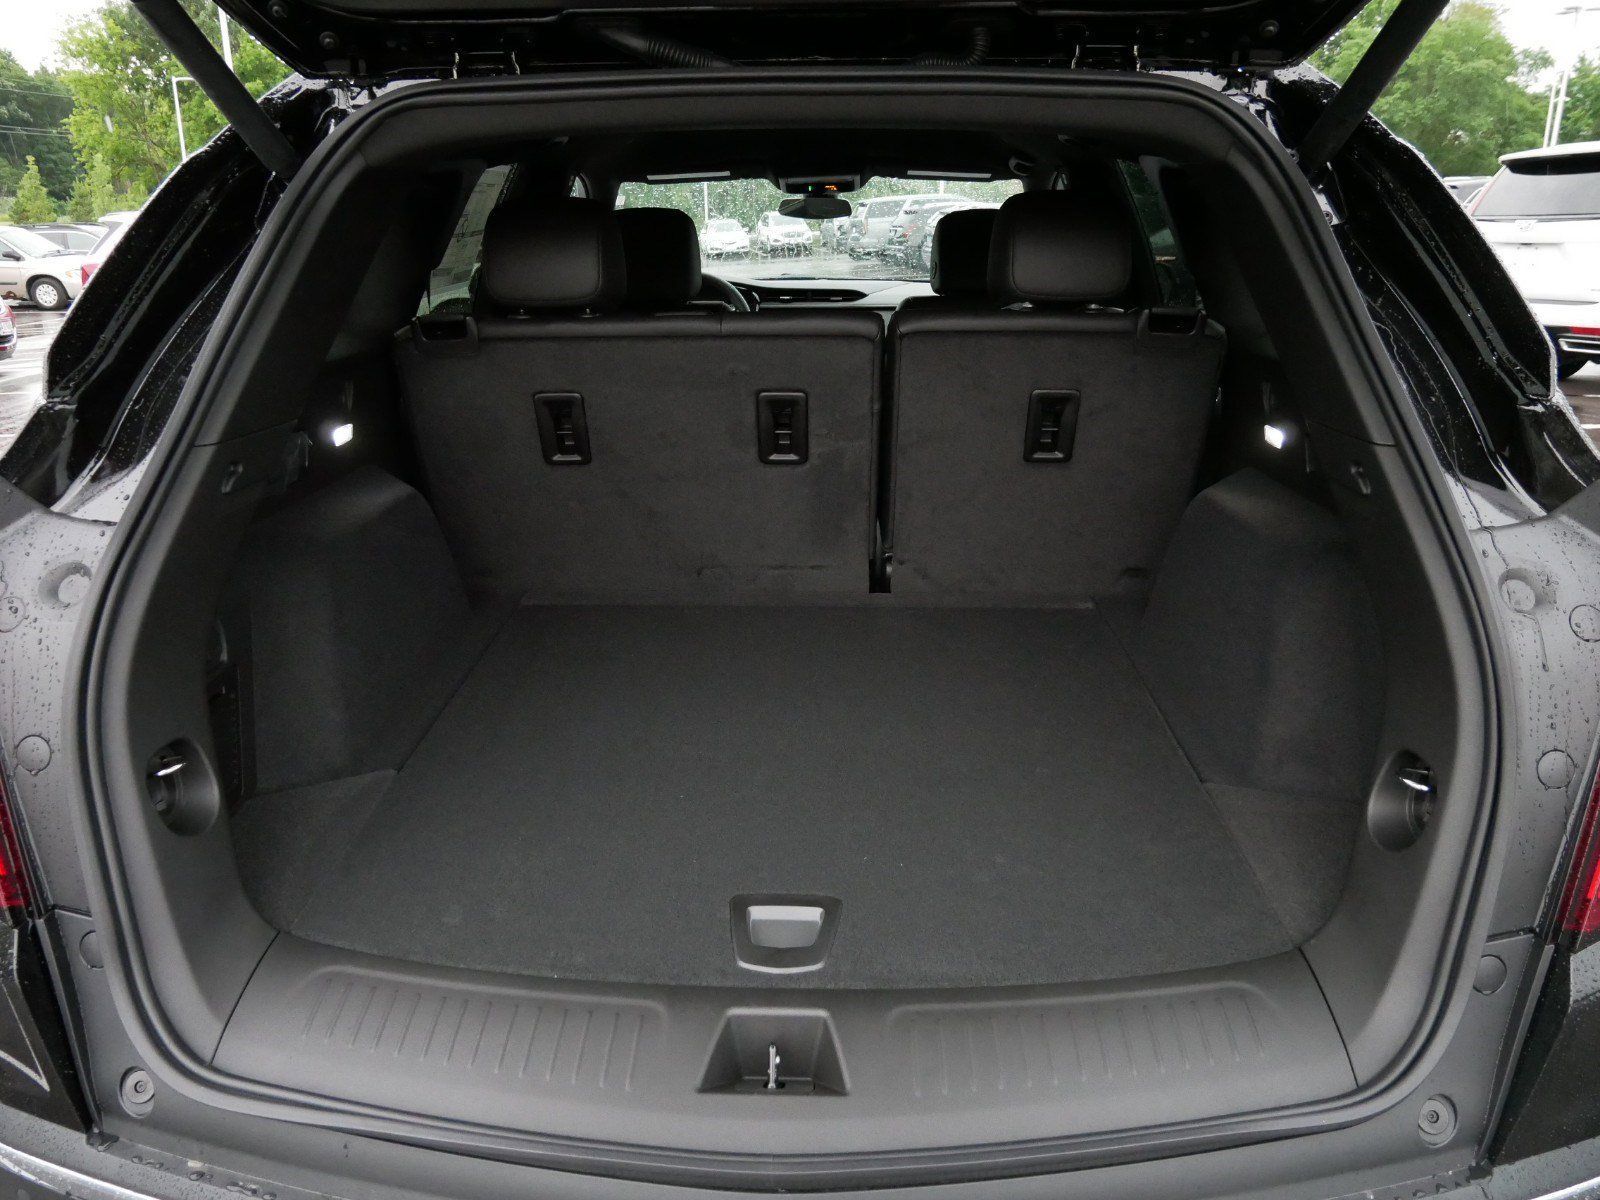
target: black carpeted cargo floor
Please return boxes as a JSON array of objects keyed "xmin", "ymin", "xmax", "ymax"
[{"xmin": 234, "ymin": 605, "xmax": 1338, "ymax": 988}]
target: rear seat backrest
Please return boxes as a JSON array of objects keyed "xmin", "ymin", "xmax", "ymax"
[
  {"xmin": 397, "ymin": 199, "xmax": 883, "ymax": 604},
  {"xmin": 887, "ymin": 190, "xmax": 1225, "ymax": 601}
]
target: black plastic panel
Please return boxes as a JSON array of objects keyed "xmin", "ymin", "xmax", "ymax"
[{"xmin": 214, "ymin": 937, "xmax": 1354, "ymax": 1157}]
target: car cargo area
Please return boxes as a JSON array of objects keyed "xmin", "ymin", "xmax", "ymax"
[
  {"xmin": 80, "ymin": 87, "xmax": 1490, "ymax": 1176},
  {"xmin": 232, "ymin": 597, "xmax": 1362, "ymax": 990}
]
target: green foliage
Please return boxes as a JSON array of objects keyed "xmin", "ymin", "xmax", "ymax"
[
  {"xmin": 58, "ymin": 1, "xmax": 286, "ymax": 197},
  {"xmin": 67, "ymin": 154, "xmax": 117, "ymax": 222},
  {"xmin": 1555, "ymin": 56, "xmax": 1600, "ymax": 145},
  {"xmin": 1313, "ymin": 1, "xmax": 1549, "ymax": 175},
  {"xmin": 0, "ymin": 50, "xmax": 77, "ymax": 201},
  {"xmin": 9, "ymin": 156, "xmax": 58, "ymax": 223}
]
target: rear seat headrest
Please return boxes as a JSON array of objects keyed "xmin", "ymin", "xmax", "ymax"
[
  {"xmin": 616, "ymin": 207, "xmax": 704, "ymax": 309},
  {"xmin": 481, "ymin": 198, "xmax": 626, "ymax": 312},
  {"xmin": 929, "ymin": 208, "xmax": 998, "ymax": 297},
  {"xmin": 988, "ymin": 190, "xmax": 1135, "ymax": 306}
]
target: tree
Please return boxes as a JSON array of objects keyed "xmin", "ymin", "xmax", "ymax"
[
  {"xmin": 67, "ymin": 154, "xmax": 117, "ymax": 222},
  {"xmin": 0, "ymin": 51, "xmax": 77, "ymax": 201},
  {"xmin": 1313, "ymin": 1, "xmax": 1548, "ymax": 175},
  {"xmin": 1554, "ymin": 56, "xmax": 1600, "ymax": 145},
  {"xmin": 58, "ymin": 1, "xmax": 286, "ymax": 197},
  {"xmin": 9, "ymin": 156, "xmax": 57, "ymax": 223}
]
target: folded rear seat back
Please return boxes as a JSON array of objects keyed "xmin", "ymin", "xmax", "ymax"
[
  {"xmin": 887, "ymin": 189, "xmax": 1225, "ymax": 602},
  {"xmin": 396, "ymin": 199, "xmax": 882, "ymax": 604}
]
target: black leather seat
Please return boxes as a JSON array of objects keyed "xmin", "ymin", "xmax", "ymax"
[
  {"xmin": 397, "ymin": 198, "xmax": 883, "ymax": 603},
  {"xmin": 615, "ymin": 207, "xmax": 704, "ymax": 311},
  {"xmin": 897, "ymin": 207, "xmax": 998, "ymax": 313},
  {"xmin": 886, "ymin": 189, "xmax": 1225, "ymax": 600}
]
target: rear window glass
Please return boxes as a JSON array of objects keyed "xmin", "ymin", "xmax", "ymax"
[
  {"xmin": 419, "ymin": 164, "xmax": 513, "ymax": 316},
  {"xmin": 1119, "ymin": 162, "xmax": 1201, "ymax": 308},
  {"xmin": 1474, "ymin": 161, "xmax": 1600, "ymax": 219}
]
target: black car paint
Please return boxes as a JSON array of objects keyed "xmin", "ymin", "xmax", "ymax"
[
  {"xmin": 0, "ymin": 87, "xmax": 318, "ymax": 1144},
  {"xmin": 1267, "ymin": 74, "xmax": 1600, "ymax": 1160},
  {"xmin": 0, "ymin": 54, "xmax": 1594, "ymax": 1198},
  {"xmin": 218, "ymin": 0, "xmax": 1372, "ymax": 78}
]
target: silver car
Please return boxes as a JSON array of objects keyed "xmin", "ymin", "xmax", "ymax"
[{"xmin": 0, "ymin": 224, "xmax": 84, "ymax": 310}]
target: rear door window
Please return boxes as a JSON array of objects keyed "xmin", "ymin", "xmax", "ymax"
[
  {"xmin": 1119, "ymin": 161, "xmax": 1202, "ymax": 308},
  {"xmin": 420, "ymin": 164, "xmax": 512, "ymax": 316}
]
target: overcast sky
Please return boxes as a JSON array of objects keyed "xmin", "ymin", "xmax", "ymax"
[
  {"xmin": 5, "ymin": 0, "xmax": 103, "ymax": 71},
  {"xmin": 6, "ymin": 1, "xmax": 1600, "ymax": 71}
]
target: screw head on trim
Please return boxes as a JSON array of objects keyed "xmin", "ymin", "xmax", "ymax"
[{"xmin": 1418, "ymin": 1095, "xmax": 1457, "ymax": 1146}]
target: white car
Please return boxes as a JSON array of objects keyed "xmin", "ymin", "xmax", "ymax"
[
  {"xmin": 0, "ymin": 224, "xmax": 85, "ymax": 310},
  {"xmin": 1473, "ymin": 142, "xmax": 1600, "ymax": 377},
  {"xmin": 850, "ymin": 192, "xmax": 949, "ymax": 257},
  {"xmin": 753, "ymin": 210, "xmax": 812, "ymax": 255},
  {"xmin": 701, "ymin": 217, "xmax": 750, "ymax": 258}
]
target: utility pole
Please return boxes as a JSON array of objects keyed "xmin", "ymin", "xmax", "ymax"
[
  {"xmin": 1546, "ymin": 5, "xmax": 1600, "ymax": 147},
  {"xmin": 164, "ymin": 2, "xmax": 230, "ymax": 167},
  {"xmin": 169, "ymin": 8, "xmax": 232, "ymax": 164},
  {"xmin": 171, "ymin": 75, "xmax": 194, "ymax": 160}
]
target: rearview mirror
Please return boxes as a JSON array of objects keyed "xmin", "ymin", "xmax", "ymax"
[
  {"xmin": 0, "ymin": 250, "xmax": 20, "ymax": 262},
  {"xmin": 779, "ymin": 193, "xmax": 852, "ymax": 221}
]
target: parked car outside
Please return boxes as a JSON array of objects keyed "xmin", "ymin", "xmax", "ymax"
[
  {"xmin": 891, "ymin": 197, "xmax": 998, "ymax": 267},
  {"xmin": 701, "ymin": 217, "xmax": 751, "ymax": 257},
  {"xmin": 752, "ymin": 209, "xmax": 812, "ymax": 254},
  {"xmin": 850, "ymin": 193, "xmax": 924, "ymax": 256},
  {"xmin": 24, "ymin": 223, "xmax": 107, "ymax": 253},
  {"xmin": 1473, "ymin": 142, "xmax": 1600, "ymax": 377},
  {"xmin": 0, "ymin": 224, "xmax": 83, "ymax": 310},
  {"xmin": 0, "ymin": 298, "xmax": 14, "ymax": 360},
  {"xmin": 1442, "ymin": 174, "xmax": 1489, "ymax": 206},
  {"xmin": 850, "ymin": 193, "xmax": 954, "ymax": 257},
  {"xmin": 78, "ymin": 221, "xmax": 131, "ymax": 291},
  {"xmin": 819, "ymin": 214, "xmax": 850, "ymax": 251}
]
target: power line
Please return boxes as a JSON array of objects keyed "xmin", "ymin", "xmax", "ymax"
[
  {"xmin": 0, "ymin": 125, "xmax": 72, "ymax": 139},
  {"xmin": 0, "ymin": 84, "xmax": 74, "ymax": 103}
]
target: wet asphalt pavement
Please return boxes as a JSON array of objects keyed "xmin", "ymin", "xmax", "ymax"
[
  {"xmin": 1562, "ymin": 363, "xmax": 1600, "ymax": 436},
  {"xmin": 0, "ymin": 307, "xmax": 67, "ymax": 457}
]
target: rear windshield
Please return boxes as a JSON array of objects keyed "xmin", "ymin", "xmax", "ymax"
[{"xmin": 1474, "ymin": 161, "xmax": 1600, "ymax": 219}]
